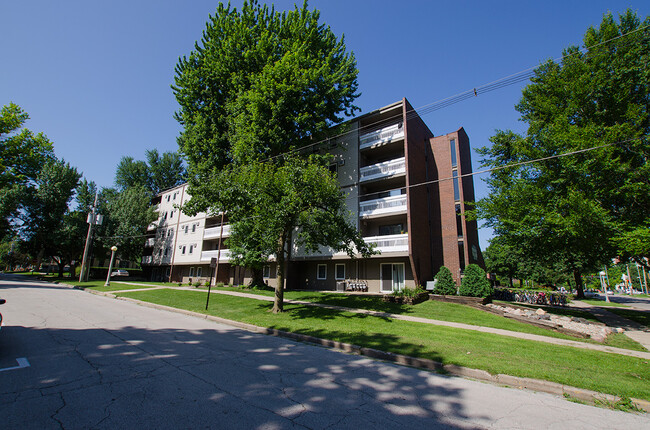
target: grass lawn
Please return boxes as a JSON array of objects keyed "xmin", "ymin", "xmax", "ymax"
[
  {"xmin": 215, "ymin": 288, "xmax": 644, "ymax": 351},
  {"xmin": 605, "ymin": 308, "xmax": 650, "ymax": 329},
  {"xmin": 62, "ymin": 280, "xmax": 160, "ymax": 292},
  {"xmin": 116, "ymin": 288, "xmax": 650, "ymax": 401},
  {"xmin": 577, "ymin": 299, "xmax": 630, "ymax": 308}
]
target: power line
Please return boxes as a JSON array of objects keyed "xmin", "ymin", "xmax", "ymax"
[{"xmin": 261, "ymin": 23, "xmax": 649, "ymax": 162}]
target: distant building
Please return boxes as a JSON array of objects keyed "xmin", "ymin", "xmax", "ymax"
[{"xmin": 142, "ymin": 98, "xmax": 483, "ymax": 292}]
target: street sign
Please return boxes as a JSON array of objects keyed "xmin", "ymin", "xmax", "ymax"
[{"xmin": 210, "ymin": 257, "xmax": 217, "ymax": 268}]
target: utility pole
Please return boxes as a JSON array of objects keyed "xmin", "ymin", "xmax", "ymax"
[{"xmin": 79, "ymin": 192, "xmax": 101, "ymax": 282}]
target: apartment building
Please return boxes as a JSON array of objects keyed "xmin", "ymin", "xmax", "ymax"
[{"xmin": 142, "ymin": 98, "xmax": 483, "ymax": 292}]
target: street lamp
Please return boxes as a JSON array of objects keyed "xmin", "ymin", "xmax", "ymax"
[{"xmin": 105, "ymin": 246, "xmax": 118, "ymax": 287}]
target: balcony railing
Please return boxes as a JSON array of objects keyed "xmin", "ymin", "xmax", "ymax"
[
  {"xmin": 359, "ymin": 123, "xmax": 404, "ymax": 150},
  {"xmin": 142, "ymin": 256, "xmax": 153, "ymax": 264},
  {"xmin": 200, "ymin": 249, "xmax": 231, "ymax": 263},
  {"xmin": 203, "ymin": 224, "xmax": 231, "ymax": 240},
  {"xmin": 364, "ymin": 233, "xmax": 409, "ymax": 253},
  {"xmin": 359, "ymin": 194, "xmax": 407, "ymax": 218},
  {"xmin": 144, "ymin": 238, "xmax": 156, "ymax": 247},
  {"xmin": 359, "ymin": 157, "xmax": 405, "ymax": 182}
]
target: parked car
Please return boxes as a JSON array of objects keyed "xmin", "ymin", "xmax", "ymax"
[{"xmin": 111, "ymin": 270, "xmax": 129, "ymax": 277}]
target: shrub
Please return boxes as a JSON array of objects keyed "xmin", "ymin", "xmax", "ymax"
[
  {"xmin": 459, "ymin": 264, "xmax": 493, "ymax": 298},
  {"xmin": 204, "ymin": 280, "xmax": 211, "ymax": 287},
  {"xmin": 434, "ymin": 266, "xmax": 457, "ymax": 295},
  {"xmin": 216, "ymin": 282, "xmax": 225, "ymax": 288},
  {"xmin": 177, "ymin": 282, "xmax": 183, "ymax": 287},
  {"xmin": 193, "ymin": 281, "xmax": 201, "ymax": 288}
]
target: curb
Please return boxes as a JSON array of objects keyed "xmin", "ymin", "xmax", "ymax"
[{"xmin": 87, "ymin": 290, "xmax": 647, "ymax": 413}]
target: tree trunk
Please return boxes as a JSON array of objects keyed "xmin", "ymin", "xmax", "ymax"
[
  {"xmin": 272, "ymin": 232, "xmax": 288, "ymax": 313},
  {"xmin": 272, "ymin": 251, "xmax": 285, "ymax": 313},
  {"xmin": 249, "ymin": 267, "xmax": 264, "ymax": 288},
  {"xmin": 573, "ymin": 268, "xmax": 585, "ymax": 299}
]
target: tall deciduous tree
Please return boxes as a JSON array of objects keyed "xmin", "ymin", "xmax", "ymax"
[
  {"xmin": 115, "ymin": 149, "xmax": 186, "ymax": 195},
  {"xmin": 98, "ymin": 185, "xmax": 158, "ymax": 264},
  {"xmin": 173, "ymin": 1, "xmax": 370, "ymax": 312},
  {"xmin": 217, "ymin": 156, "xmax": 373, "ymax": 312},
  {"xmin": 23, "ymin": 159, "xmax": 81, "ymax": 274},
  {"xmin": 0, "ymin": 103, "xmax": 54, "ymax": 240},
  {"xmin": 477, "ymin": 10, "xmax": 649, "ymax": 298}
]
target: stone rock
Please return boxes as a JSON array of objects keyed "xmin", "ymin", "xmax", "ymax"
[{"xmin": 536, "ymin": 308, "xmax": 547, "ymax": 315}]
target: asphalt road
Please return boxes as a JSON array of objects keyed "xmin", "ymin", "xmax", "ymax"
[
  {"xmin": 0, "ymin": 275, "xmax": 648, "ymax": 429},
  {"xmin": 606, "ymin": 293, "xmax": 650, "ymax": 311}
]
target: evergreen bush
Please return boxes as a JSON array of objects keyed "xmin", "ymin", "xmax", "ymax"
[
  {"xmin": 434, "ymin": 266, "xmax": 457, "ymax": 295},
  {"xmin": 459, "ymin": 264, "xmax": 493, "ymax": 298}
]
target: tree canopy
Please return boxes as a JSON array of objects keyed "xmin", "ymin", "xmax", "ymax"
[
  {"xmin": 476, "ymin": 10, "xmax": 650, "ymax": 296},
  {"xmin": 0, "ymin": 103, "xmax": 55, "ymax": 240},
  {"xmin": 115, "ymin": 149, "xmax": 186, "ymax": 195},
  {"xmin": 173, "ymin": 1, "xmax": 368, "ymax": 311}
]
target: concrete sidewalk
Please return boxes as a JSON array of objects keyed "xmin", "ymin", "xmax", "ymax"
[{"xmin": 570, "ymin": 300, "xmax": 650, "ymax": 352}]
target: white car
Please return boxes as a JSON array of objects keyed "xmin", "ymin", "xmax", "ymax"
[{"xmin": 111, "ymin": 270, "xmax": 129, "ymax": 277}]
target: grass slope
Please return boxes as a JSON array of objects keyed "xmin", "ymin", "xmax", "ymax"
[{"xmin": 118, "ymin": 288, "xmax": 650, "ymax": 401}]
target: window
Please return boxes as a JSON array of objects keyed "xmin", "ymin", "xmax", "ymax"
[
  {"xmin": 317, "ymin": 264, "xmax": 327, "ymax": 280},
  {"xmin": 166, "ymin": 195, "xmax": 170, "ymax": 202},
  {"xmin": 184, "ymin": 225, "xmax": 189, "ymax": 234},
  {"xmin": 167, "ymin": 228, "xmax": 173, "ymax": 238},
  {"xmin": 163, "ymin": 212, "xmax": 168, "ymax": 220},
  {"xmin": 182, "ymin": 245, "xmax": 186, "ymax": 255},
  {"xmin": 173, "ymin": 192, "xmax": 177, "ymax": 200},
  {"xmin": 452, "ymin": 171, "xmax": 460, "ymax": 201},
  {"xmin": 197, "ymin": 267, "xmax": 202, "ymax": 277},
  {"xmin": 458, "ymin": 242, "xmax": 466, "ymax": 270},
  {"xmin": 472, "ymin": 245, "xmax": 479, "ymax": 261},
  {"xmin": 455, "ymin": 204, "xmax": 463, "ymax": 238},
  {"xmin": 189, "ymin": 245, "xmax": 194, "ymax": 254},
  {"xmin": 328, "ymin": 164, "xmax": 337, "ymax": 175},
  {"xmin": 263, "ymin": 266, "xmax": 271, "ymax": 278},
  {"xmin": 379, "ymin": 224, "xmax": 404, "ymax": 236},
  {"xmin": 189, "ymin": 267, "xmax": 195, "ymax": 277},
  {"xmin": 170, "ymin": 210, "xmax": 174, "ymax": 219},
  {"xmin": 450, "ymin": 139, "xmax": 457, "ymax": 168},
  {"xmin": 164, "ymin": 247, "xmax": 169, "ymax": 257},
  {"xmin": 335, "ymin": 264, "xmax": 345, "ymax": 280},
  {"xmin": 158, "ymin": 249, "xmax": 163, "ymax": 257},
  {"xmin": 192, "ymin": 224, "xmax": 196, "ymax": 233}
]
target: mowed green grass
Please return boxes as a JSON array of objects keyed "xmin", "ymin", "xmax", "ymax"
[
  {"xmin": 118, "ymin": 288, "xmax": 650, "ymax": 401},
  {"xmin": 217, "ymin": 288, "xmax": 644, "ymax": 350},
  {"xmin": 64, "ymin": 280, "xmax": 160, "ymax": 292}
]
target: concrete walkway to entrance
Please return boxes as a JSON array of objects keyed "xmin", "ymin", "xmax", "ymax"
[{"xmin": 109, "ymin": 282, "xmax": 650, "ymax": 360}]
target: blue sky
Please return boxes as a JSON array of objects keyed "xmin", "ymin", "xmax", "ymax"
[{"xmin": 2, "ymin": 1, "xmax": 648, "ymax": 249}]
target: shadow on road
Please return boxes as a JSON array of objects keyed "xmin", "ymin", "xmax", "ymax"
[{"xmin": 0, "ymin": 321, "xmax": 485, "ymax": 429}]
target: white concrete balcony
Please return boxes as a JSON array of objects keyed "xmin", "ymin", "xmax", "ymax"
[
  {"xmin": 200, "ymin": 249, "xmax": 231, "ymax": 263},
  {"xmin": 203, "ymin": 224, "xmax": 231, "ymax": 240},
  {"xmin": 364, "ymin": 233, "xmax": 409, "ymax": 253},
  {"xmin": 359, "ymin": 123, "xmax": 404, "ymax": 150},
  {"xmin": 147, "ymin": 222, "xmax": 158, "ymax": 231},
  {"xmin": 359, "ymin": 194, "xmax": 407, "ymax": 218},
  {"xmin": 144, "ymin": 238, "xmax": 156, "ymax": 247},
  {"xmin": 142, "ymin": 256, "xmax": 153, "ymax": 264},
  {"xmin": 359, "ymin": 157, "xmax": 406, "ymax": 183}
]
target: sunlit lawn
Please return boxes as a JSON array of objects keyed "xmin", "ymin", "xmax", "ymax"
[
  {"xmin": 216, "ymin": 287, "xmax": 644, "ymax": 350},
  {"xmin": 116, "ymin": 288, "xmax": 650, "ymax": 401}
]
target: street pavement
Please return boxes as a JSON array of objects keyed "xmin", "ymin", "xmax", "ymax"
[{"xmin": 1, "ymin": 274, "xmax": 648, "ymax": 429}]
